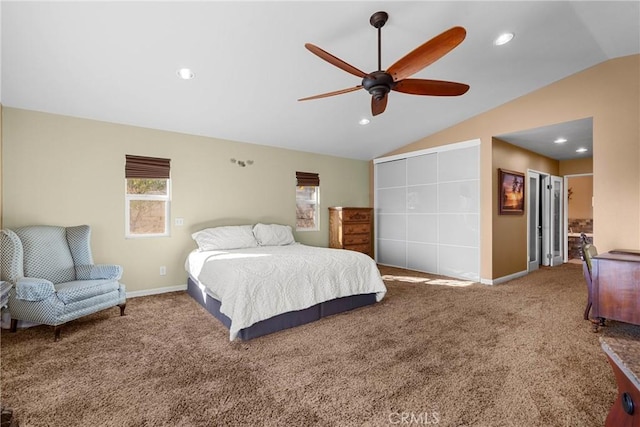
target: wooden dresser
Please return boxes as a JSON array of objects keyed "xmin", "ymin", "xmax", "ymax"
[
  {"xmin": 592, "ymin": 250, "xmax": 640, "ymax": 327},
  {"xmin": 328, "ymin": 207, "xmax": 373, "ymax": 257}
]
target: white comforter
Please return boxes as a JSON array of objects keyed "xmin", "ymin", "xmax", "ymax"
[{"xmin": 186, "ymin": 243, "xmax": 387, "ymax": 340}]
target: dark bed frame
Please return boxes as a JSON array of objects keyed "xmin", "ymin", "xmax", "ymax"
[{"xmin": 187, "ymin": 276, "xmax": 377, "ymax": 340}]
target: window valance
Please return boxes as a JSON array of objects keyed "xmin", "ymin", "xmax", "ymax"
[{"xmin": 125, "ymin": 155, "xmax": 171, "ymax": 179}]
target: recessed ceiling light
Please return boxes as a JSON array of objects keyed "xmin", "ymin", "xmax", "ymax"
[
  {"xmin": 359, "ymin": 118, "xmax": 370, "ymax": 125},
  {"xmin": 177, "ymin": 68, "xmax": 195, "ymax": 80},
  {"xmin": 576, "ymin": 147, "xmax": 588, "ymax": 153},
  {"xmin": 494, "ymin": 32, "xmax": 514, "ymax": 46},
  {"xmin": 554, "ymin": 137, "xmax": 567, "ymax": 144}
]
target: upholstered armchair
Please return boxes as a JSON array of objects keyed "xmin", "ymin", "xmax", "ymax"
[{"xmin": 0, "ymin": 225, "xmax": 126, "ymax": 340}]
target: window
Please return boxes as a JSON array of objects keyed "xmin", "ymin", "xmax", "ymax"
[
  {"xmin": 296, "ymin": 171, "xmax": 320, "ymax": 231},
  {"xmin": 125, "ymin": 155, "xmax": 171, "ymax": 237}
]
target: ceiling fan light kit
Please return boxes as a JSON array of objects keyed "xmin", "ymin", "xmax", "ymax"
[{"xmin": 299, "ymin": 11, "xmax": 470, "ymax": 116}]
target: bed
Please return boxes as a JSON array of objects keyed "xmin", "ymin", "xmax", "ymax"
[{"xmin": 185, "ymin": 223, "xmax": 387, "ymax": 341}]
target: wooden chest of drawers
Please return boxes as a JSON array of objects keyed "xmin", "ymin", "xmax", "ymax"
[
  {"xmin": 328, "ymin": 207, "xmax": 373, "ymax": 257},
  {"xmin": 592, "ymin": 251, "xmax": 640, "ymax": 326}
]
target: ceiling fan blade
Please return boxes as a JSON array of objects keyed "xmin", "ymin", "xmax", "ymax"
[
  {"xmin": 393, "ymin": 79, "xmax": 470, "ymax": 96},
  {"xmin": 305, "ymin": 43, "xmax": 367, "ymax": 78},
  {"xmin": 387, "ymin": 26, "xmax": 466, "ymax": 82},
  {"xmin": 298, "ymin": 85, "xmax": 363, "ymax": 101},
  {"xmin": 371, "ymin": 94, "xmax": 388, "ymax": 116}
]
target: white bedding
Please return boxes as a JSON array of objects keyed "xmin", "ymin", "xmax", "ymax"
[{"xmin": 185, "ymin": 243, "xmax": 387, "ymax": 340}]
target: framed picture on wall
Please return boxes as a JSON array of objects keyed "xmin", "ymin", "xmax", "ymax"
[{"xmin": 499, "ymin": 169, "xmax": 525, "ymax": 215}]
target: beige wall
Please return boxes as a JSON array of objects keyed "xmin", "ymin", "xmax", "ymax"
[
  {"xmin": 567, "ymin": 175, "xmax": 593, "ymax": 221},
  {"xmin": 559, "ymin": 157, "xmax": 593, "ymax": 176},
  {"xmin": 561, "ymin": 157, "xmax": 594, "ymax": 223},
  {"xmin": 2, "ymin": 108, "xmax": 371, "ymax": 292},
  {"xmin": 377, "ymin": 54, "xmax": 640, "ymax": 280},
  {"xmin": 491, "ymin": 138, "xmax": 558, "ymax": 278}
]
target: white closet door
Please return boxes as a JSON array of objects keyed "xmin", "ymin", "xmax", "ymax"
[
  {"xmin": 406, "ymin": 153, "xmax": 438, "ymax": 272},
  {"xmin": 437, "ymin": 145, "xmax": 480, "ymax": 281},
  {"xmin": 374, "ymin": 140, "xmax": 480, "ymax": 281},
  {"xmin": 376, "ymin": 159, "xmax": 406, "ymax": 267}
]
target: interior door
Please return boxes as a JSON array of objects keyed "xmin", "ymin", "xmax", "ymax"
[
  {"xmin": 527, "ymin": 171, "xmax": 541, "ymax": 271},
  {"xmin": 536, "ymin": 173, "xmax": 565, "ymax": 268},
  {"xmin": 541, "ymin": 174, "xmax": 551, "ymax": 266},
  {"xmin": 549, "ymin": 175, "xmax": 564, "ymax": 266}
]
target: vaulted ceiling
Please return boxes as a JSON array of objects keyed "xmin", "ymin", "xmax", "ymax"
[{"xmin": 2, "ymin": 1, "xmax": 638, "ymax": 160}]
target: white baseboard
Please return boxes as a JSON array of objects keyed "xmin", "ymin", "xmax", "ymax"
[
  {"xmin": 126, "ymin": 284, "xmax": 187, "ymax": 298},
  {"xmin": 481, "ymin": 270, "xmax": 528, "ymax": 285}
]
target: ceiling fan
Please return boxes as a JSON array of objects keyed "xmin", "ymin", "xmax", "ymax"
[{"xmin": 299, "ymin": 11, "xmax": 470, "ymax": 116}]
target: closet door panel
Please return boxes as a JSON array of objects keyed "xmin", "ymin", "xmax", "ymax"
[
  {"xmin": 377, "ymin": 214, "xmax": 407, "ymax": 240},
  {"xmin": 438, "ymin": 146, "xmax": 479, "ymax": 182},
  {"xmin": 377, "ymin": 159, "xmax": 406, "ymax": 188},
  {"xmin": 407, "ymin": 214, "xmax": 437, "ymax": 244},
  {"xmin": 439, "ymin": 245, "xmax": 479, "ymax": 281},
  {"xmin": 407, "ymin": 243, "xmax": 438, "ymax": 273},
  {"xmin": 439, "ymin": 214, "xmax": 479, "ymax": 247},
  {"xmin": 407, "ymin": 185, "xmax": 437, "ymax": 213},
  {"xmin": 377, "ymin": 239, "xmax": 406, "ymax": 267},
  {"xmin": 407, "ymin": 154, "xmax": 437, "ymax": 185},
  {"xmin": 377, "ymin": 188, "xmax": 406, "ymax": 214},
  {"xmin": 438, "ymin": 181, "xmax": 479, "ymax": 213}
]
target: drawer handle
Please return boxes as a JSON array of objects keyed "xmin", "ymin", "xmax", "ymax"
[{"xmin": 623, "ymin": 392, "xmax": 634, "ymax": 415}]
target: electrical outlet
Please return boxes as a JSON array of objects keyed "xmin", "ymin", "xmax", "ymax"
[
  {"xmin": 175, "ymin": 217, "xmax": 184, "ymax": 226},
  {"xmin": 159, "ymin": 266, "xmax": 167, "ymax": 276}
]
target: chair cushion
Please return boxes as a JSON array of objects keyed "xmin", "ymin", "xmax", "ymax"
[{"xmin": 54, "ymin": 279, "xmax": 120, "ymax": 305}]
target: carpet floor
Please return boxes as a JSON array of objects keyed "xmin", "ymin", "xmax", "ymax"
[{"xmin": 1, "ymin": 263, "xmax": 639, "ymax": 426}]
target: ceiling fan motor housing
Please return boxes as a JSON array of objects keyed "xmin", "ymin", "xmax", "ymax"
[{"xmin": 362, "ymin": 71, "xmax": 395, "ymax": 100}]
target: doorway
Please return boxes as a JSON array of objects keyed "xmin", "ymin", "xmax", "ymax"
[
  {"xmin": 565, "ymin": 174, "xmax": 594, "ymax": 263},
  {"xmin": 528, "ymin": 170, "xmax": 564, "ymax": 271}
]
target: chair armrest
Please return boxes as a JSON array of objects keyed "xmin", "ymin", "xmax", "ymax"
[
  {"xmin": 75, "ymin": 264, "xmax": 123, "ymax": 281},
  {"xmin": 15, "ymin": 277, "xmax": 56, "ymax": 301}
]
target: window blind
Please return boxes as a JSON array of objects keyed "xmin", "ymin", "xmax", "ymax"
[
  {"xmin": 296, "ymin": 171, "xmax": 319, "ymax": 187},
  {"xmin": 125, "ymin": 155, "xmax": 171, "ymax": 179}
]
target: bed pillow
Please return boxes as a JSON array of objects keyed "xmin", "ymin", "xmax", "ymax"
[
  {"xmin": 191, "ymin": 225, "xmax": 258, "ymax": 251},
  {"xmin": 253, "ymin": 223, "xmax": 295, "ymax": 246}
]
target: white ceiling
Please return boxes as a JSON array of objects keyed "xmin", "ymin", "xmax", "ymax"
[
  {"xmin": 497, "ymin": 117, "xmax": 593, "ymax": 161},
  {"xmin": 2, "ymin": 1, "xmax": 639, "ymax": 161}
]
